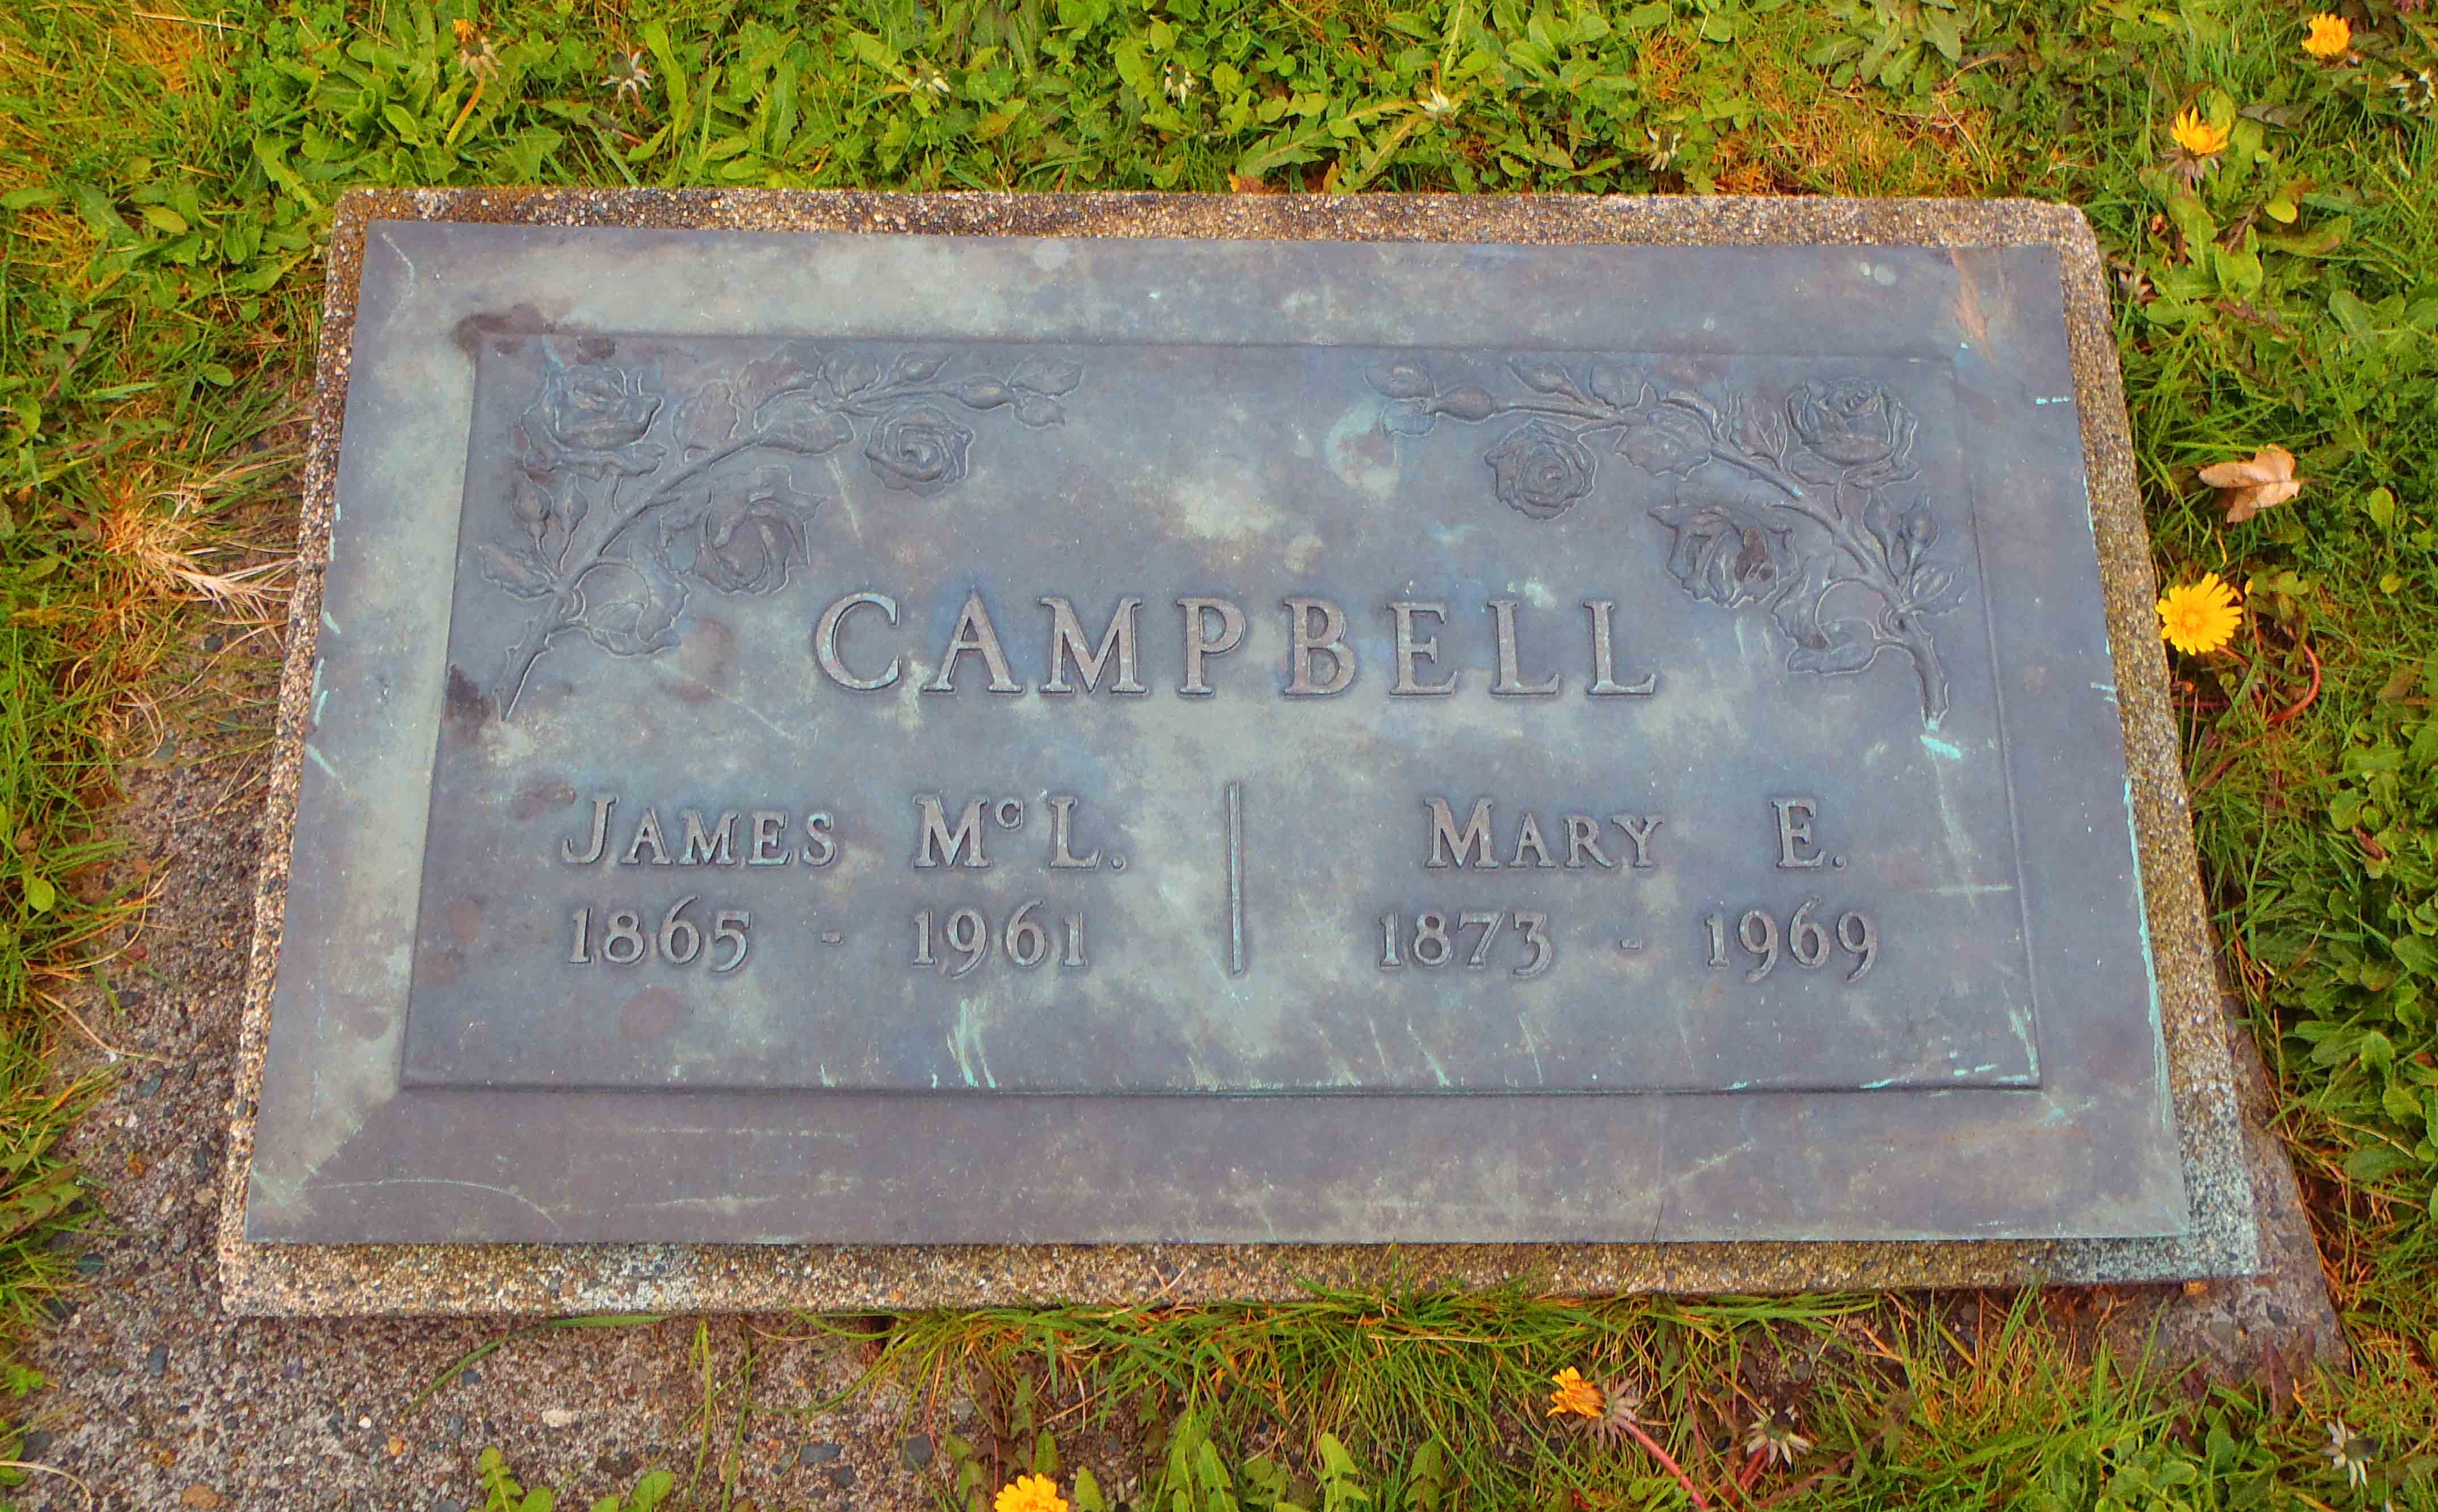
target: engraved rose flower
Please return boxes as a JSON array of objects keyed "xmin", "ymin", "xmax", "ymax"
[
  {"xmin": 863, "ymin": 404, "xmax": 976, "ymax": 497},
  {"xmin": 1786, "ymin": 379, "xmax": 1905, "ymax": 468},
  {"xmin": 549, "ymin": 363, "xmax": 660, "ymax": 449},
  {"xmin": 1483, "ymin": 420, "xmax": 1598, "ymax": 520},
  {"xmin": 1651, "ymin": 471, "xmax": 1807, "ymax": 610},
  {"xmin": 524, "ymin": 352, "xmax": 669, "ymax": 478},
  {"xmin": 486, "ymin": 344, "xmax": 1083, "ymax": 720},
  {"xmin": 687, "ymin": 466, "xmax": 815, "ymax": 595},
  {"xmin": 1369, "ymin": 356, "xmax": 1958, "ymax": 726}
]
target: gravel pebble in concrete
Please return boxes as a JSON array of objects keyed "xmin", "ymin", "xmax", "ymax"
[{"xmin": 23, "ymin": 749, "xmax": 946, "ymax": 1509}]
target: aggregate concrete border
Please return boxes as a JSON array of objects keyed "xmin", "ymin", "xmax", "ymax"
[{"xmin": 220, "ymin": 189, "xmax": 2259, "ymax": 1315}]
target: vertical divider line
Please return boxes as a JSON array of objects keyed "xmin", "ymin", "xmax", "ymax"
[{"xmin": 1225, "ymin": 780, "xmax": 1246, "ymax": 977}]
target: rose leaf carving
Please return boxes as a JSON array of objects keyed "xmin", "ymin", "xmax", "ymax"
[
  {"xmin": 1010, "ymin": 354, "xmax": 1084, "ymax": 397},
  {"xmin": 571, "ymin": 549, "xmax": 688, "ymax": 659},
  {"xmin": 1615, "ymin": 404, "xmax": 1711, "ymax": 477},
  {"xmin": 822, "ymin": 350, "xmax": 882, "ymax": 399},
  {"xmin": 755, "ymin": 391, "xmax": 857, "ymax": 455},
  {"xmin": 886, "ymin": 351, "xmax": 952, "ymax": 385},
  {"xmin": 1367, "ymin": 359, "xmax": 1435, "ymax": 400},
  {"xmin": 1011, "ymin": 394, "xmax": 1065, "ymax": 429},
  {"xmin": 956, "ymin": 377, "xmax": 1015, "ymax": 409},
  {"xmin": 478, "ymin": 542, "xmax": 556, "ymax": 600},
  {"xmin": 674, "ymin": 380, "xmax": 742, "ymax": 457}
]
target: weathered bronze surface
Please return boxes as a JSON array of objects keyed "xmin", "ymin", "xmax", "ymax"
[{"xmin": 247, "ymin": 210, "xmax": 2192, "ymax": 1246}]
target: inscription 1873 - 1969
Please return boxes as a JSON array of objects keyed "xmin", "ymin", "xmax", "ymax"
[{"xmin": 402, "ymin": 319, "xmax": 2037, "ymax": 1101}]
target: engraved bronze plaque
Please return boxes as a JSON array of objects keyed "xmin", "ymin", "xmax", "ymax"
[{"xmin": 248, "ymin": 216, "xmax": 2192, "ymax": 1246}]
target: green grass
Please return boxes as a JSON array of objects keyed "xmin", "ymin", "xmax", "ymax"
[
  {"xmin": 851, "ymin": 1286, "xmax": 2427, "ymax": 1510},
  {"xmin": 0, "ymin": 533, "xmax": 116, "ymax": 1480},
  {"xmin": 2, "ymin": 0, "xmax": 2436, "ymax": 1507}
]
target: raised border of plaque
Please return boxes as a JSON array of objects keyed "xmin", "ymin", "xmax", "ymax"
[{"xmin": 220, "ymin": 190, "xmax": 2257, "ymax": 1315}]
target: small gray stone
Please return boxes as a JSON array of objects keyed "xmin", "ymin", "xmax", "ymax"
[
  {"xmin": 144, "ymin": 1345, "xmax": 168, "ymax": 1377},
  {"xmin": 19, "ymin": 1430, "xmax": 51, "ymax": 1458},
  {"xmin": 830, "ymin": 1465, "xmax": 857, "ymax": 1490},
  {"xmin": 949, "ymin": 1395, "xmax": 977, "ymax": 1424},
  {"xmin": 73, "ymin": 1253, "xmax": 102, "ymax": 1277},
  {"xmin": 190, "ymin": 1146, "xmax": 215, "ymax": 1181},
  {"xmin": 901, "ymin": 1434, "xmax": 934, "ymax": 1470},
  {"xmin": 801, "ymin": 1442, "xmax": 843, "ymax": 1466}
]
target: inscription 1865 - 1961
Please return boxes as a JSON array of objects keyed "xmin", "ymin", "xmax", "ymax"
[{"xmin": 248, "ymin": 218, "xmax": 2193, "ymax": 1249}]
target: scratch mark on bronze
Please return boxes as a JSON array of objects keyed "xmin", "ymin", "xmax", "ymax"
[
  {"xmin": 1225, "ymin": 779, "xmax": 1246, "ymax": 977},
  {"xmin": 302, "ymin": 742, "xmax": 348, "ymax": 794},
  {"xmin": 313, "ymin": 1177, "xmax": 565, "ymax": 1235}
]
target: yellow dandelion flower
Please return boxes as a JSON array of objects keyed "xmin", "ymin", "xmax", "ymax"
[
  {"xmin": 1548, "ymin": 1367, "xmax": 1604, "ymax": 1419},
  {"xmin": 2158, "ymin": 573, "xmax": 2242, "ymax": 655},
  {"xmin": 994, "ymin": 1473, "xmax": 1069, "ymax": 1512},
  {"xmin": 2303, "ymin": 14, "xmax": 2350, "ymax": 59},
  {"xmin": 2170, "ymin": 106, "xmax": 2229, "ymax": 158}
]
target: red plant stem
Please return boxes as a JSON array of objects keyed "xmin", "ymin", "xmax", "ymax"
[
  {"xmin": 1751, "ymin": 1449, "xmax": 1861, "ymax": 1510},
  {"xmin": 2266, "ymin": 640, "xmax": 2321, "ymax": 726},
  {"xmin": 1738, "ymin": 1448, "xmax": 1766, "ymax": 1492},
  {"xmin": 1620, "ymin": 1420, "xmax": 1710, "ymax": 1511}
]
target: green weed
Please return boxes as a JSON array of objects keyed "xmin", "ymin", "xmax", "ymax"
[{"xmin": 478, "ymin": 1445, "xmax": 677, "ymax": 1512}]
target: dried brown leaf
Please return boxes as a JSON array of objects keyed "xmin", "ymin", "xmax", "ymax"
[{"xmin": 2199, "ymin": 446, "xmax": 2306, "ymax": 524}]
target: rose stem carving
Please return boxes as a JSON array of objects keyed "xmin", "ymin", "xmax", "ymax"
[
  {"xmin": 1369, "ymin": 358, "xmax": 1960, "ymax": 727},
  {"xmin": 483, "ymin": 343, "xmax": 1081, "ymax": 719}
]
